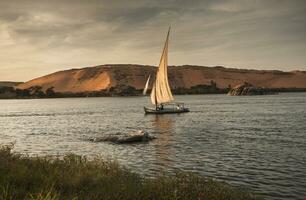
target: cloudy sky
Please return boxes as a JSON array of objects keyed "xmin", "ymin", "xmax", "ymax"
[{"xmin": 0, "ymin": 0, "xmax": 305, "ymax": 81}]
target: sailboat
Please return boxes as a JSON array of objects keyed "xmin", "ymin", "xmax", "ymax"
[{"xmin": 144, "ymin": 28, "xmax": 190, "ymax": 114}]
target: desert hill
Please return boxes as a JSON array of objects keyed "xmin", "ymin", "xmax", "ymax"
[
  {"xmin": 0, "ymin": 81, "xmax": 23, "ymax": 87},
  {"xmin": 16, "ymin": 64, "xmax": 306, "ymax": 94}
]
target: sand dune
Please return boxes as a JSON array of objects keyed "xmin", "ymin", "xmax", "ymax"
[{"xmin": 17, "ymin": 64, "xmax": 306, "ymax": 93}]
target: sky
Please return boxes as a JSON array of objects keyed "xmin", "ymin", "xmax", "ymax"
[{"xmin": 0, "ymin": 0, "xmax": 306, "ymax": 81}]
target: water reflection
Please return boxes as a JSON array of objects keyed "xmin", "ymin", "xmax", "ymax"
[
  {"xmin": 152, "ymin": 115, "xmax": 174, "ymax": 134},
  {"xmin": 151, "ymin": 115, "xmax": 175, "ymax": 174}
]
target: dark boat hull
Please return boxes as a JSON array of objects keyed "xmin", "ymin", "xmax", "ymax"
[{"xmin": 144, "ymin": 107, "xmax": 190, "ymax": 114}]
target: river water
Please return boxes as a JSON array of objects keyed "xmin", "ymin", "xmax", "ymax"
[{"xmin": 1, "ymin": 93, "xmax": 306, "ymax": 200}]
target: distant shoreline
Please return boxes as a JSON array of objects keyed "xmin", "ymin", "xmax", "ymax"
[
  {"xmin": 1, "ymin": 85, "xmax": 306, "ymax": 99},
  {"xmin": 2, "ymin": 64, "xmax": 306, "ymax": 99},
  {"xmin": 14, "ymin": 65, "xmax": 306, "ymax": 96}
]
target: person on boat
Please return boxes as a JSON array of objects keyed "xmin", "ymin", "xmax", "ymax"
[{"xmin": 156, "ymin": 104, "xmax": 163, "ymax": 111}]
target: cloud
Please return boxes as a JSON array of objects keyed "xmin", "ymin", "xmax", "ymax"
[{"xmin": 0, "ymin": 0, "xmax": 305, "ymax": 81}]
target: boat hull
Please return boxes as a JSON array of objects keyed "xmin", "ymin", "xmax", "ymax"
[{"xmin": 144, "ymin": 107, "xmax": 190, "ymax": 114}]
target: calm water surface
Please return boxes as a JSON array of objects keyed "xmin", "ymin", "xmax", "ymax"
[{"xmin": 1, "ymin": 93, "xmax": 306, "ymax": 200}]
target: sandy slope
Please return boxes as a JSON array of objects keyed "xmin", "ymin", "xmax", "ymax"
[
  {"xmin": 17, "ymin": 64, "xmax": 306, "ymax": 93},
  {"xmin": 18, "ymin": 67, "xmax": 112, "ymax": 93}
]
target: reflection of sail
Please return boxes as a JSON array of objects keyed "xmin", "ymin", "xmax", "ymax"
[
  {"xmin": 153, "ymin": 115, "xmax": 174, "ymax": 134},
  {"xmin": 152, "ymin": 115, "xmax": 174, "ymax": 172}
]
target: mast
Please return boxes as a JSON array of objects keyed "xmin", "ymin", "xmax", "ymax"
[
  {"xmin": 150, "ymin": 27, "xmax": 174, "ymax": 106},
  {"xmin": 155, "ymin": 82, "xmax": 157, "ymax": 109}
]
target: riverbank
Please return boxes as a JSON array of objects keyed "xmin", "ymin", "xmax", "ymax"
[
  {"xmin": 0, "ymin": 145, "xmax": 262, "ymax": 200},
  {"xmin": 1, "ymin": 84, "xmax": 306, "ymax": 99}
]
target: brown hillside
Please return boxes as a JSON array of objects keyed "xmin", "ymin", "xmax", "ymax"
[{"xmin": 17, "ymin": 64, "xmax": 306, "ymax": 93}]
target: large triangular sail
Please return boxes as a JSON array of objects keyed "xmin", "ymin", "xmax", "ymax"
[
  {"xmin": 150, "ymin": 28, "xmax": 174, "ymax": 105},
  {"xmin": 143, "ymin": 75, "xmax": 151, "ymax": 95}
]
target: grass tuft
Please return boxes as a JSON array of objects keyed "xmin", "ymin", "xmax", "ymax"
[{"xmin": 0, "ymin": 145, "xmax": 263, "ymax": 200}]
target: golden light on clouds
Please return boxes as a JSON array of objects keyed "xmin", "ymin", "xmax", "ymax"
[{"xmin": 0, "ymin": 0, "xmax": 305, "ymax": 81}]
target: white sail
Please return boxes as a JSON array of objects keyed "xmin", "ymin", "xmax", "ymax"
[
  {"xmin": 150, "ymin": 28, "xmax": 174, "ymax": 105},
  {"xmin": 143, "ymin": 75, "xmax": 151, "ymax": 95}
]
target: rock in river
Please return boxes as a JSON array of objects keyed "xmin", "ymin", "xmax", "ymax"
[{"xmin": 89, "ymin": 130, "xmax": 156, "ymax": 144}]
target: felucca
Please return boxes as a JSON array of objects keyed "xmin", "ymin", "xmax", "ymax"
[{"xmin": 143, "ymin": 28, "xmax": 189, "ymax": 114}]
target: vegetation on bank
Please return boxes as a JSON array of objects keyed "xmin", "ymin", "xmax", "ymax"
[
  {"xmin": 0, "ymin": 82, "xmax": 226, "ymax": 99},
  {"xmin": 1, "ymin": 83, "xmax": 305, "ymax": 99},
  {"xmin": 0, "ymin": 145, "xmax": 262, "ymax": 200}
]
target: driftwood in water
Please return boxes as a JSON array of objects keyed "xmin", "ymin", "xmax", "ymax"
[{"xmin": 89, "ymin": 130, "xmax": 156, "ymax": 144}]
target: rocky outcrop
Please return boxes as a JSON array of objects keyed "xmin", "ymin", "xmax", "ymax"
[{"xmin": 228, "ymin": 82, "xmax": 277, "ymax": 96}]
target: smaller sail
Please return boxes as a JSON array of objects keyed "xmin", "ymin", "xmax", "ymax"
[{"xmin": 143, "ymin": 75, "xmax": 151, "ymax": 95}]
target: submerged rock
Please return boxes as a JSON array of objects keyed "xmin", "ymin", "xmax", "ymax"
[
  {"xmin": 228, "ymin": 82, "xmax": 277, "ymax": 96},
  {"xmin": 89, "ymin": 130, "xmax": 156, "ymax": 144}
]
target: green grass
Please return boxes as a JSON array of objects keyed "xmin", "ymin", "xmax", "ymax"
[{"xmin": 0, "ymin": 145, "xmax": 263, "ymax": 200}]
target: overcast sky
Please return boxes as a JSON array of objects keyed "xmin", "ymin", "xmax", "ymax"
[{"xmin": 0, "ymin": 0, "xmax": 305, "ymax": 81}]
